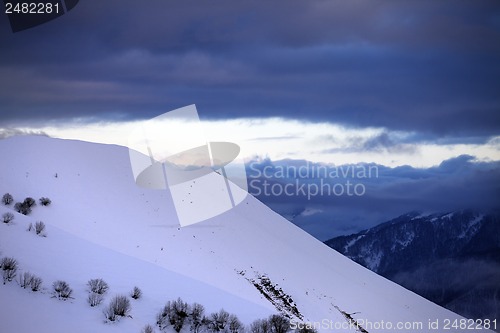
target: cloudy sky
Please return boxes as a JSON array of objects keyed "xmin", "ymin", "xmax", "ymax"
[{"xmin": 1, "ymin": 1, "xmax": 499, "ymax": 238}]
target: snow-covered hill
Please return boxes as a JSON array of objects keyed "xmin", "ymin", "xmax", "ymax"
[{"xmin": 0, "ymin": 136, "xmax": 494, "ymax": 332}]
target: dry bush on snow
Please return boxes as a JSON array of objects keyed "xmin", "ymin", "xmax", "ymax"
[
  {"xmin": 34, "ymin": 221, "xmax": 46, "ymax": 236},
  {"xmin": 2, "ymin": 193, "xmax": 13, "ymax": 205},
  {"xmin": 2, "ymin": 212, "xmax": 14, "ymax": 224},
  {"xmin": 88, "ymin": 292, "xmax": 104, "ymax": 307},
  {"xmin": 104, "ymin": 295, "xmax": 131, "ymax": 322},
  {"xmin": 87, "ymin": 278, "xmax": 109, "ymax": 295},
  {"xmin": 131, "ymin": 286, "xmax": 142, "ymax": 300},
  {"xmin": 53, "ymin": 280, "xmax": 73, "ymax": 300},
  {"xmin": 39, "ymin": 197, "xmax": 51, "ymax": 206},
  {"xmin": 1, "ymin": 257, "xmax": 18, "ymax": 284}
]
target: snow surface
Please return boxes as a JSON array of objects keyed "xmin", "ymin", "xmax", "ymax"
[
  {"xmin": 299, "ymin": 208, "xmax": 323, "ymax": 217},
  {"xmin": 343, "ymin": 235, "xmax": 365, "ymax": 254},
  {"xmin": 362, "ymin": 250, "xmax": 383, "ymax": 272},
  {"xmin": 0, "ymin": 136, "xmax": 493, "ymax": 333},
  {"xmin": 443, "ymin": 212, "xmax": 456, "ymax": 220},
  {"xmin": 457, "ymin": 214, "xmax": 484, "ymax": 239},
  {"xmin": 391, "ymin": 231, "xmax": 415, "ymax": 252}
]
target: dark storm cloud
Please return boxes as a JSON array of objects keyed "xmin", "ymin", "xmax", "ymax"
[{"xmin": 0, "ymin": 0, "xmax": 499, "ymax": 140}]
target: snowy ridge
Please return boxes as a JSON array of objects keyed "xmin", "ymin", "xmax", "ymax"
[
  {"xmin": 343, "ymin": 235, "xmax": 365, "ymax": 253},
  {"xmin": 457, "ymin": 214, "xmax": 484, "ymax": 239},
  {"xmin": 0, "ymin": 136, "xmax": 491, "ymax": 333}
]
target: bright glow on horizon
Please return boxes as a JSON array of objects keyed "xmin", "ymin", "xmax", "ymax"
[{"xmin": 5, "ymin": 118, "xmax": 500, "ymax": 168}]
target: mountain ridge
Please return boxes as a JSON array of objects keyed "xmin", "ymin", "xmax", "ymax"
[{"xmin": 325, "ymin": 210, "xmax": 500, "ymax": 324}]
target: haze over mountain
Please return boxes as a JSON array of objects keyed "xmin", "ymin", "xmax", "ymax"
[{"xmin": 246, "ymin": 157, "xmax": 500, "ymax": 240}]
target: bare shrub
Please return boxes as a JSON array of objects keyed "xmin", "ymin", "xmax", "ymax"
[
  {"xmin": 156, "ymin": 303, "xmax": 170, "ymax": 330},
  {"xmin": 2, "ymin": 212, "xmax": 14, "ymax": 224},
  {"xmin": 23, "ymin": 197, "xmax": 36, "ymax": 208},
  {"xmin": 1, "ymin": 257, "xmax": 18, "ymax": 284},
  {"xmin": 111, "ymin": 294, "xmax": 131, "ymax": 317},
  {"xmin": 158, "ymin": 297, "xmax": 189, "ymax": 332},
  {"xmin": 142, "ymin": 324, "xmax": 155, "ymax": 333},
  {"xmin": 268, "ymin": 314, "xmax": 290, "ymax": 333},
  {"xmin": 131, "ymin": 286, "xmax": 142, "ymax": 300},
  {"xmin": 35, "ymin": 221, "xmax": 46, "ymax": 236},
  {"xmin": 104, "ymin": 305, "xmax": 116, "ymax": 322},
  {"xmin": 228, "ymin": 314, "xmax": 243, "ymax": 333},
  {"xmin": 30, "ymin": 276, "xmax": 43, "ymax": 292},
  {"xmin": 19, "ymin": 272, "xmax": 42, "ymax": 291},
  {"xmin": 250, "ymin": 319, "xmax": 271, "ymax": 333},
  {"xmin": 19, "ymin": 271, "xmax": 34, "ymax": 289},
  {"xmin": 87, "ymin": 278, "xmax": 109, "ymax": 295},
  {"xmin": 104, "ymin": 295, "xmax": 131, "ymax": 321},
  {"xmin": 88, "ymin": 292, "xmax": 104, "ymax": 307},
  {"xmin": 39, "ymin": 197, "xmax": 51, "ymax": 206},
  {"xmin": 87, "ymin": 278, "xmax": 107, "ymax": 307},
  {"xmin": 207, "ymin": 309, "xmax": 230, "ymax": 332},
  {"xmin": 14, "ymin": 202, "xmax": 31, "ymax": 215},
  {"xmin": 2, "ymin": 193, "xmax": 13, "ymax": 205},
  {"xmin": 190, "ymin": 303, "xmax": 205, "ymax": 333},
  {"xmin": 53, "ymin": 280, "xmax": 73, "ymax": 299}
]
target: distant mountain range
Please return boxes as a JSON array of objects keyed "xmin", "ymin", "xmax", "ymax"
[{"xmin": 325, "ymin": 210, "xmax": 500, "ymax": 324}]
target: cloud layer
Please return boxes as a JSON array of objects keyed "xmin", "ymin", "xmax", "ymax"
[{"xmin": 1, "ymin": 0, "xmax": 499, "ymax": 141}]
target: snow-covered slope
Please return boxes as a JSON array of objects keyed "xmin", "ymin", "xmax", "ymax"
[{"xmin": 0, "ymin": 136, "xmax": 493, "ymax": 332}]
